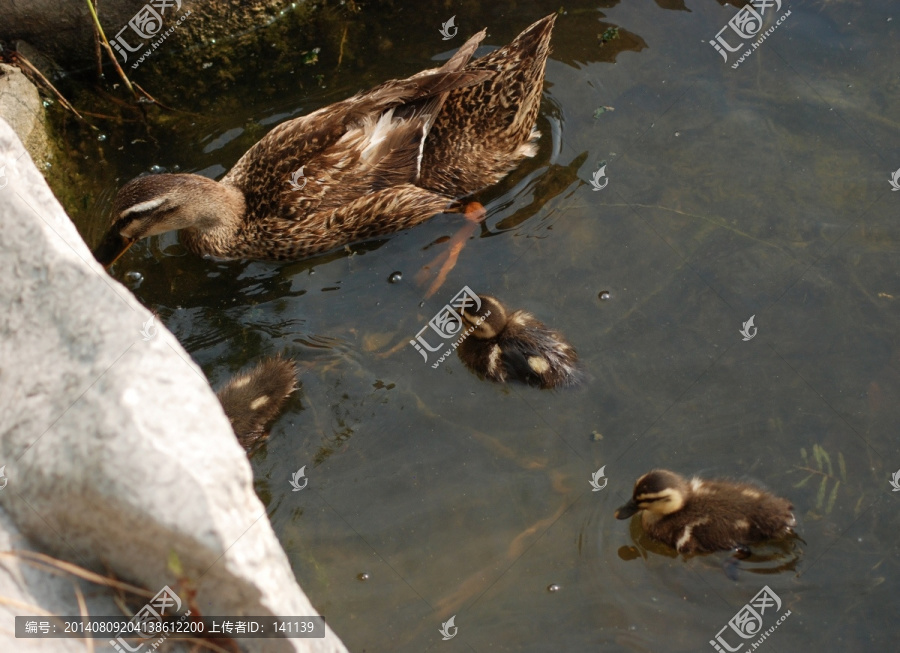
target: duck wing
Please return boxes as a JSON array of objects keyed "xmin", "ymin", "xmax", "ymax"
[{"xmin": 223, "ymin": 29, "xmax": 491, "ymax": 221}]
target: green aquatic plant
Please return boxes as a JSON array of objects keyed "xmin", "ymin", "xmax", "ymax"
[
  {"xmin": 793, "ymin": 443, "xmax": 846, "ymax": 516},
  {"xmin": 598, "ymin": 26, "xmax": 620, "ymax": 45}
]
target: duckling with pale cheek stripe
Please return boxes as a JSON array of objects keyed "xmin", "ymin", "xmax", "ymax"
[
  {"xmin": 457, "ymin": 295, "xmax": 580, "ymax": 389},
  {"xmin": 216, "ymin": 356, "xmax": 298, "ymax": 450},
  {"xmin": 616, "ymin": 470, "xmax": 796, "ymax": 559}
]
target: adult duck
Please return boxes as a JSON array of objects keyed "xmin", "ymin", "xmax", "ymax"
[{"xmin": 93, "ymin": 14, "xmax": 557, "ymax": 266}]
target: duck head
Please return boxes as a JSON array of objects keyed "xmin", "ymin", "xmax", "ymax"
[
  {"xmin": 93, "ymin": 173, "xmax": 244, "ymax": 267},
  {"xmin": 615, "ymin": 469, "xmax": 688, "ymax": 520},
  {"xmin": 459, "ymin": 294, "xmax": 508, "ymax": 339}
]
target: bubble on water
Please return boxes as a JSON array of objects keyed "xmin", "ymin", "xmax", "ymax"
[
  {"xmin": 124, "ymin": 271, "xmax": 144, "ymax": 288},
  {"xmin": 357, "ymin": 573, "xmax": 370, "ymax": 581},
  {"xmin": 42, "ymin": 99, "xmax": 53, "ymax": 108},
  {"xmin": 97, "ymin": 133, "xmax": 107, "ymax": 142},
  {"xmin": 149, "ymin": 165, "xmax": 165, "ymax": 174},
  {"xmin": 598, "ymin": 290, "xmax": 611, "ymax": 300},
  {"xmin": 388, "ymin": 271, "xmax": 402, "ymax": 284},
  {"xmin": 547, "ymin": 584, "xmax": 560, "ymax": 593}
]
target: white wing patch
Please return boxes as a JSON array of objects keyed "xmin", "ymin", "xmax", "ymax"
[
  {"xmin": 676, "ymin": 526, "xmax": 694, "ymax": 551},
  {"xmin": 359, "ymin": 109, "xmax": 397, "ymax": 163},
  {"xmin": 249, "ymin": 395, "xmax": 270, "ymax": 411},
  {"xmin": 528, "ymin": 356, "xmax": 550, "ymax": 374},
  {"xmin": 487, "ymin": 345, "xmax": 502, "ymax": 376}
]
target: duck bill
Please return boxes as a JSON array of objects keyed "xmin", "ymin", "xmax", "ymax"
[
  {"xmin": 92, "ymin": 229, "xmax": 135, "ymax": 268},
  {"xmin": 615, "ymin": 500, "xmax": 640, "ymax": 520}
]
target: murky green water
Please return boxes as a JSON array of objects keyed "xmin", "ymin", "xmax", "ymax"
[{"xmin": 58, "ymin": 0, "xmax": 899, "ymax": 650}]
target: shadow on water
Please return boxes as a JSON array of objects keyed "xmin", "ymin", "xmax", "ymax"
[{"xmin": 42, "ymin": 0, "xmax": 900, "ymax": 650}]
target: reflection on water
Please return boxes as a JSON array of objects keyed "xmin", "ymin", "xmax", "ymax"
[{"xmin": 54, "ymin": 0, "xmax": 900, "ymax": 650}]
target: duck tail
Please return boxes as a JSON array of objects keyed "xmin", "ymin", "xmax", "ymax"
[
  {"xmin": 419, "ymin": 14, "xmax": 557, "ymax": 197},
  {"xmin": 463, "ymin": 12, "xmax": 556, "ymax": 134},
  {"xmin": 216, "ymin": 356, "xmax": 298, "ymax": 449}
]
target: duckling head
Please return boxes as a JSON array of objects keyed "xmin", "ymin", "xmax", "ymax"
[
  {"xmin": 460, "ymin": 294, "xmax": 508, "ymax": 339},
  {"xmin": 93, "ymin": 173, "xmax": 244, "ymax": 267},
  {"xmin": 615, "ymin": 469, "xmax": 689, "ymax": 521}
]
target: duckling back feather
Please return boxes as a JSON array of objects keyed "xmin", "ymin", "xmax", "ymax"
[{"xmin": 216, "ymin": 357, "xmax": 298, "ymax": 449}]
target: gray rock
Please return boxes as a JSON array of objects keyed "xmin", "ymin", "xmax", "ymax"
[
  {"xmin": 0, "ymin": 63, "xmax": 50, "ymax": 168},
  {"xmin": 0, "ymin": 505, "xmax": 176, "ymax": 652},
  {"xmin": 0, "ymin": 118, "xmax": 349, "ymax": 653}
]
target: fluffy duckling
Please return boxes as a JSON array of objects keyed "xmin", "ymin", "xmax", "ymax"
[
  {"xmin": 216, "ymin": 357, "xmax": 297, "ymax": 450},
  {"xmin": 615, "ymin": 469, "xmax": 796, "ymax": 556},
  {"xmin": 457, "ymin": 294, "xmax": 580, "ymax": 389}
]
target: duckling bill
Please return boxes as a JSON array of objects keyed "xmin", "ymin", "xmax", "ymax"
[
  {"xmin": 456, "ymin": 294, "xmax": 580, "ymax": 389},
  {"xmin": 616, "ymin": 469, "xmax": 796, "ymax": 556},
  {"xmin": 94, "ymin": 15, "xmax": 557, "ymax": 266},
  {"xmin": 216, "ymin": 357, "xmax": 297, "ymax": 450}
]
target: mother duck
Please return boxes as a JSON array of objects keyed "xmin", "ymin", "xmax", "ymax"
[{"xmin": 94, "ymin": 14, "xmax": 557, "ymax": 265}]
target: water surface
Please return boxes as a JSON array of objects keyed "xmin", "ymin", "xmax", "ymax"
[{"xmin": 62, "ymin": 0, "xmax": 900, "ymax": 650}]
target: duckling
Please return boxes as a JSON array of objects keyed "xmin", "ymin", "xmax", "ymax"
[
  {"xmin": 456, "ymin": 294, "xmax": 580, "ymax": 389},
  {"xmin": 93, "ymin": 15, "xmax": 557, "ymax": 266},
  {"xmin": 615, "ymin": 469, "xmax": 796, "ymax": 557},
  {"xmin": 216, "ymin": 356, "xmax": 297, "ymax": 450}
]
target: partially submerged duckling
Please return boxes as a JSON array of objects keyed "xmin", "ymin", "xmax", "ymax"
[
  {"xmin": 457, "ymin": 294, "xmax": 580, "ymax": 389},
  {"xmin": 616, "ymin": 469, "xmax": 796, "ymax": 558},
  {"xmin": 216, "ymin": 357, "xmax": 297, "ymax": 450}
]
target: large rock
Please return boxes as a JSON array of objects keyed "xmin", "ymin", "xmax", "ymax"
[
  {"xmin": 0, "ymin": 505, "xmax": 154, "ymax": 652},
  {"xmin": 0, "ymin": 63, "xmax": 50, "ymax": 168},
  {"xmin": 0, "ymin": 118, "xmax": 348, "ymax": 653}
]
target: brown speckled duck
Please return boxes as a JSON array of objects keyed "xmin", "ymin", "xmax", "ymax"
[
  {"xmin": 93, "ymin": 15, "xmax": 557, "ymax": 266},
  {"xmin": 615, "ymin": 470, "xmax": 796, "ymax": 556},
  {"xmin": 457, "ymin": 294, "xmax": 580, "ymax": 389},
  {"xmin": 216, "ymin": 356, "xmax": 297, "ymax": 450}
]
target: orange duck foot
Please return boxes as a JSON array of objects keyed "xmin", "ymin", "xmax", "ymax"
[{"xmin": 417, "ymin": 202, "xmax": 487, "ymax": 298}]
